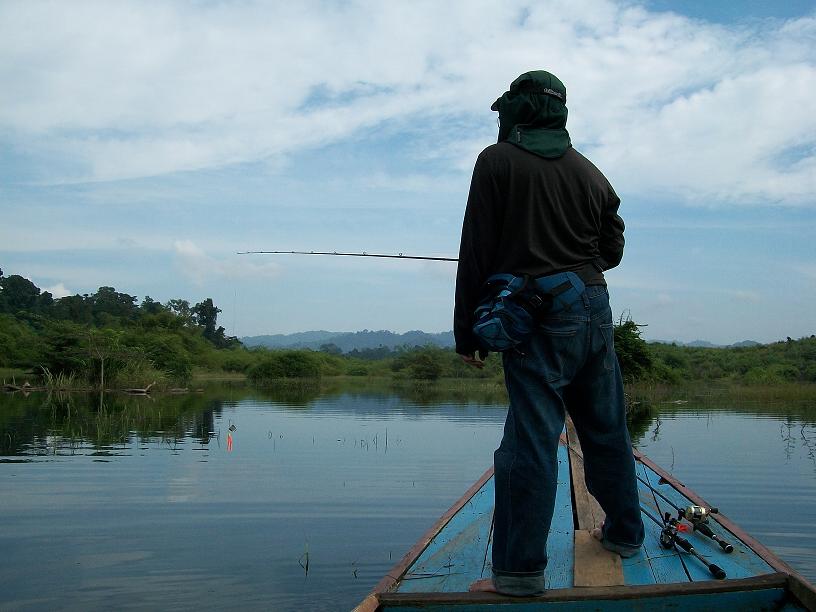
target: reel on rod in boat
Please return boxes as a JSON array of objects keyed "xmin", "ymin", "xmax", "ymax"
[{"xmin": 677, "ymin": 505, "xmax": 734, "ymax": 553}]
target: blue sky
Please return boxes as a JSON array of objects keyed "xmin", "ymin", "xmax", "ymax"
[{"xmin": 1, "ymin": 0, "xmax": 815, "ymax": 344}]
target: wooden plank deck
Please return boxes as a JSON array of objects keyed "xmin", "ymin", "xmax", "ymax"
[{"xmin": 565, "ymin": 418, "xmax": 624, "ymax": 587}]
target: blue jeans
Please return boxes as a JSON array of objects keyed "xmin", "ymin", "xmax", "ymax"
[{"xmin": 492, "ymin": 285, "xmax": 644, "ymax": 595}]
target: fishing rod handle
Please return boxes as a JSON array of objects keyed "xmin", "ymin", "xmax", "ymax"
[
  {"xmin": 694, "ymin": 522, "xmax": 714, "ymax": 538},
  {"xmin": 713, "ymin": 535, "xmax": 735, "ymax": 553},
  {"xmin": 674, "ymin": 533, "xmax": 694, "ymax": 553},
  {"xmin": 694, "ymin": 522, "xmax": 734, "ymax": 553},
  {"xmin": 676, "ymin": 535, "xmax": 727, "ymax": 579},
  {"xmin": 708, "ymin": 563, "xmax": 727, "ymax": 580}
]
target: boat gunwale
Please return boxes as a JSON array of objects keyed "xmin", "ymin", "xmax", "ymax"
[{"xmin": 373, "ymin": 572, "xmax": 798, "ymax": 607}]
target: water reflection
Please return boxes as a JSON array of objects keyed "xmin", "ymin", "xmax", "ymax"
[
  {"xmin": 0, "ymin": 390, "xmax": 224, "ymax": 457},
  {"xmin": 1, "ymin": 380, "xmax": 511, "ymax": 612},
  {"xmin": 1, "ymin": 381, "xmax": 815, "ymax": 611},
  {"xmin": 0, "ymin": 380, "xmax": 511, "ymax": 456}
]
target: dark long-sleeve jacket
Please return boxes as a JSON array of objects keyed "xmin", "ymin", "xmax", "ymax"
[{"xmin": 453, "ymin": 143, "xmax": 625, "ymax": 355}]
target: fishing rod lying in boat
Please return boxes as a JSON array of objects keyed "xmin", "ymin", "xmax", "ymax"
[
  {"xmin": 640, "ymin": 504, "xmax": 727, "ymax": 580},
  {"xmin": 236, "ymin": 250, "xmax": 458, "ymax": 262},
  {"xmin": 636, "ymin": 474, "xmax": 734, "ymax": 553}
]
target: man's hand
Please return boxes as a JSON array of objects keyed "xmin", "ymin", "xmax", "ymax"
[{"xmin": 459, "ymin": 352, "xmax": 486, "ymax": 369}]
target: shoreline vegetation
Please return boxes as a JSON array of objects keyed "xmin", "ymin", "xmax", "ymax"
[
  {"xmin": 3, "ymin": 377, "xmax": 814, "ymax": 458},
  {"xmin": 1, "ymin": 268, "xmax": 814, "ymax": 400}
]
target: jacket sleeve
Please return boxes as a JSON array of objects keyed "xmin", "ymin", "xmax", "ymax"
[
  {"xmin": 453, "ymin": 151, "xmax": 503, "ymax": 355},
  {"xmin": 597, "ymin": 185, "xmax": 625, "ymax": 271}
]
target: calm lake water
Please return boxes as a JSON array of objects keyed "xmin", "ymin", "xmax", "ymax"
[{"xmin": 1, "ymin": 382, "xmax": 815, "ymax": 611}]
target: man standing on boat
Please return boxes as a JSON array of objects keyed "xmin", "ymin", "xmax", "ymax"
[{"xmin": 454, "ymin": 70, "xmax": 645, "ymax": 596}]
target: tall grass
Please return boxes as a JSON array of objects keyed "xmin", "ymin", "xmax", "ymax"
[{"xmin": 39, "ymin": 367, "xmax": 85, "ymax": 391}]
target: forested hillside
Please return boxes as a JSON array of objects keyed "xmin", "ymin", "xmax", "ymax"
[{"xmin": 0, "ymin": 268, "xmax": 240, "ymax": 386}]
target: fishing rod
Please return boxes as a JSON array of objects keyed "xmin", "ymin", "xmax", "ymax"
[
  {"xmin": 639, "ymin": 504, "xmax": 727, "ymax": 580},
  {"xmin": 636, "ymin": 474, "xmax": 734, "ymax": 553},
  {"xmin": 236, "ymin": 250, "xmax": 458, "ymax": 262}
]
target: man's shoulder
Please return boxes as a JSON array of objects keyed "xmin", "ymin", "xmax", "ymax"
[
  {"xmin": 476, "ymin": 142, "xmax": 515, "ymax": 161},
  {"xmin": 475, "ymin": 142, "xmax": 536, "ymax": 172},
  {"xmin": 564, "ymin": 147, "xmax": 613, "ymax": 185},
  {"xmin": 479, "ymin": 143, "xmax": 599, "ymax": 167},
  {"xmin": 566, "ymin": 147, "xmax": 599, "ymax": 170},
  {"xmin": 475, "ymin": 144, "xmax": 613, "ymax": 187}
]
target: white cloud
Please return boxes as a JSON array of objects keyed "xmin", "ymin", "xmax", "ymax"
[
  {"xmin": 43, "ymin": 282, "xmax": 71, "ymax": 298},
  {"xmin": 173, "ymin": 240, "xmax": 280, "ymax": 285},
  {"xmin": 359, "ymin": 172, "xmax": 460, "ymax": 193},
  {"xmin": 1, "ymin": 1, "xmax": 814, "ymax": 205}
]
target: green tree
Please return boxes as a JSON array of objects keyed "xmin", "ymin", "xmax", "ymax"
[
  {"xmin": 319, "ymin": 343, "xmax": 342, "ymax": 355},
  {"xmin": 613, "ymin": 318, "xmax": 652, "ymax": 383},
  {"xmin": 192, "ymin": 298, "xmax": 220, "ymax": 337},
  {"xmin": 192, "ymin": 298, "xmax": 233, "ymax": 347},
  {"xmin": 140, "ymin": 296, "xmax": 166, "ymax": 315},
  {"xmin": 406, "ymin": 347, "xmax": 444, "ymax": 380},
  {"xmin": 51, "ymin": 294, "xmax": 93, "ymax": 324},
  {"xmin": 91, "ymin": 286, "xmax": 138, "ymax": 322},
  {"xmin": 247, "ymin": 350, "xmax": 322, "ymax": 382},
  {"xmin": 0, "ymin": 314, "xmax": 42, "ymax": 367},
  {"xmin": 86, "ymin": 328, "xmax": 127, "ymax": 387},
  {"xmin": 165, "ymin": 299, "xmax": 195, "ymax": 326},
  {"xmin": 0, "ymin": 274, "xmax": 42, "ymax": 313},
  {"xmin": 40, "ymin": 321, "xmax": 87, "ymax": 376}
]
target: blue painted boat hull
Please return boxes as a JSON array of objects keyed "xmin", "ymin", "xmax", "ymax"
[{"xmin": 354, "ymin": 438, "xmax": 816, "ymax": 611}]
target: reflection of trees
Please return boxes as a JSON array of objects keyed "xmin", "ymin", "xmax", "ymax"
[
  {"xmin": 5, "ymin": 381, "xmax": 814, "ymax": 458},
  {"xmin": 781, "ymin": 418, "xmax": 816, "ymax": 470},
  {"xmin": 253, "ymin": 381, "xmax": 323, "ymax": 408},
  {"xmin": 627, "ymin": 400, "xmax": 657, "ymax": 445},
  {"xmin": 0, "ymin": 392, "xmax": 37, "ymax": 454},
  {"xmin": 392, "ymin": 381, "xmax": 508, "ymax": 406},
  {"xmin": 191, "ymin": 401, "xmax": 218, "ymax": 446},
  {"xmin": 318, "ymin": 378, "xmax": 509, "ymax": 407},
  {"xmin": 0, "ymin": 387, "xmax": 246, "ymax": 455}
]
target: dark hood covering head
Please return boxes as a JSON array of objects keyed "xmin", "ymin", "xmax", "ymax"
[{"xmin": 492, "ymin": 70, "xmax": 571, "ymax": 159}]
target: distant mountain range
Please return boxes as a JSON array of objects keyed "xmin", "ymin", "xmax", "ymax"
[
  {"xmin": 241, "ymin": 330, "xmax": 764, "ymax": 352},
  {"xmin": 649, "ymin": 339, "xmax": 762, "ymax": 349},
  {"xmin": 241, "ymin": 329, "xmax": 455, "ymax": 352}
]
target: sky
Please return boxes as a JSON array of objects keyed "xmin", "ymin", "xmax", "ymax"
[{"xmin": 1, "ymin": 0, "xmax": 815, "ymax": 345}]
